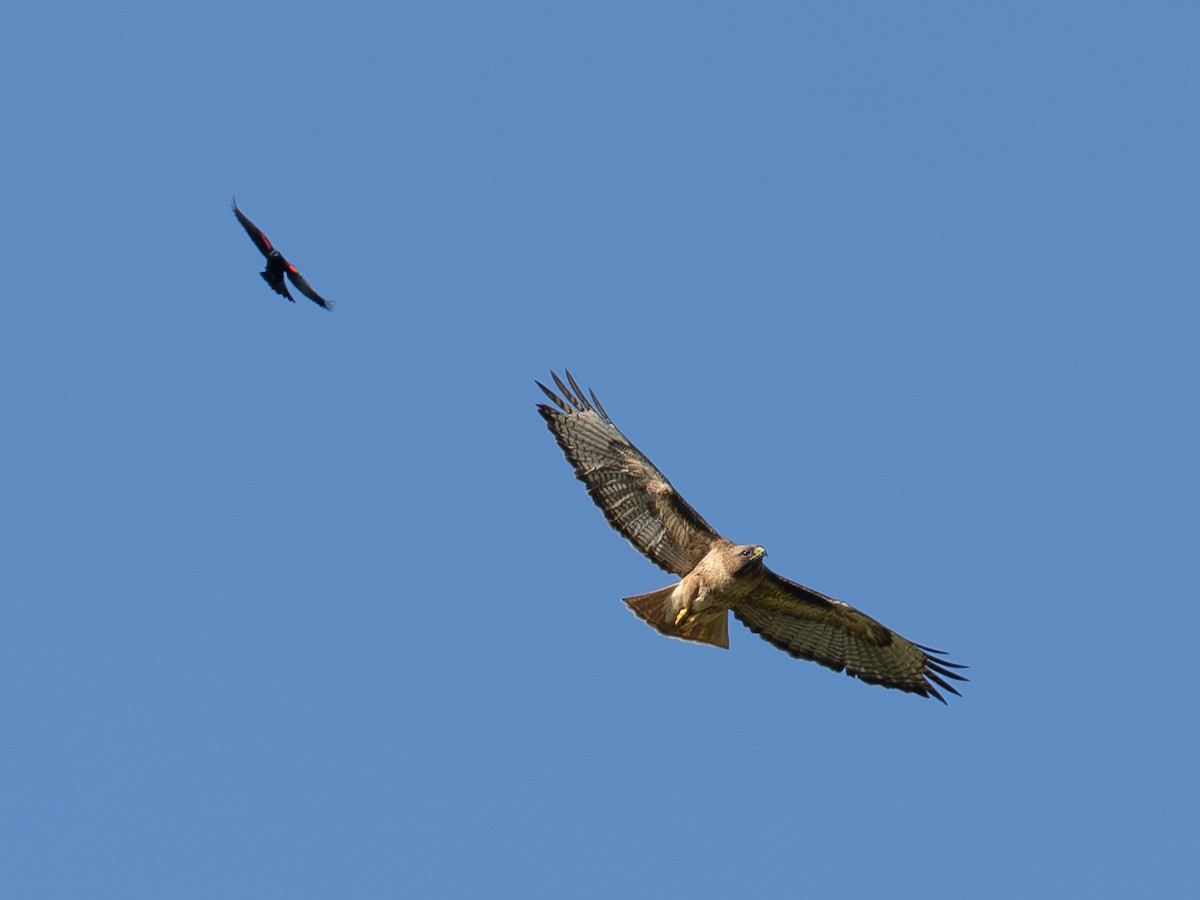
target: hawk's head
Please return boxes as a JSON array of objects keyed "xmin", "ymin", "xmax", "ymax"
[{"xmin": 733, "ymin": 544, "xmax": 766, "ymax": 570}]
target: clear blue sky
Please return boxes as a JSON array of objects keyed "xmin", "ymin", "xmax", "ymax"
[{"xmin": 3, "ymin": 3, "xmax": 1197, "ymax": 897}]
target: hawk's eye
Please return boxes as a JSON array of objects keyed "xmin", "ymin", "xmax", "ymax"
[{"xmin": 741, "ymin": 549, "xmax": 752, "ymax": 557}]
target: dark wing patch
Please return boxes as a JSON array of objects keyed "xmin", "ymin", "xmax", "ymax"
[
  {"xmin": 261, "ymin": 264, "xmax": 294, "ymax": 302},
  {"xmin": 537, "ymin": 371, "xmax": 723, "ymax": 576},
  {"xmin": 734, "ymin": 570, "xmax": 967, "ymax": 702},
  {"xmin": 285, "ymin": 264, "xmax": 333, "ymax": 310},
  {"xmin": 231, "ymin": 197, "xmax": 274, "ymax": 257}
]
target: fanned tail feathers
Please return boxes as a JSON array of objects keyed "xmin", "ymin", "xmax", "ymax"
[{"xmin": 623, "ymin": 586, "xmax": 729, "ymax": 649}]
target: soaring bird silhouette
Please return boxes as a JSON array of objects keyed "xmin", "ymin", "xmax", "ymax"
[
  {"xmin": 231, "ymin": 197, "xmax": 332, "ymax": 310},
  {"xmin": 537, "ymin": 371, "xmax": 967, "ymax": 702}
]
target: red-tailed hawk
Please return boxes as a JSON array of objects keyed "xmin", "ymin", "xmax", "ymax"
[{"xmin": 537, "ymin": 371, "xmax": 966, "ymax": 702}]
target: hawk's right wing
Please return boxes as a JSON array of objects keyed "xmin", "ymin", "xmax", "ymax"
[{"xmin": 537, "ymin": 371, "xmax": 724, "ymax": 577}]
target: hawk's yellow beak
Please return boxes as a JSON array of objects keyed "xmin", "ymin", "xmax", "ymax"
[{"xmin": 754, "ymin": 546, "xmax": 766, "ymax": 560}]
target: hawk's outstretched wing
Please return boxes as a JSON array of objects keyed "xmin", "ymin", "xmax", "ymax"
[
  {"xmin": 736, "ymin": 572, "xmax": 967, "ymax": 702},
  {"xmin": 537, "ymin": 371, "xmax": 722, "ymax": 576}
]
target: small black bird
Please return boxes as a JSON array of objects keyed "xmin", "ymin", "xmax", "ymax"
[{"xmin": 231, "ymin": 197, "xmax": 332, "ymax": 310}]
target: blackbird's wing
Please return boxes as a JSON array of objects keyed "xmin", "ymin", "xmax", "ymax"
[
  {"xmin": 231, "ymin": 197, "xmax": 274, "ymax": 258},
  {"xmin": 285, "ymin": 265, "xmax": 332, "ymax": 310}
]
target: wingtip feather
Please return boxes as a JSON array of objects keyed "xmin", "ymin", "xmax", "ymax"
[{"xmin": 535, "ymin": 379, "xmax": 569, "ymax": 413}]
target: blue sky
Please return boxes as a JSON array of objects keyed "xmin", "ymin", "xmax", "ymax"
[{"xmin": 3, "ymin": 3, "xmax": 1197, "ymax": 897}]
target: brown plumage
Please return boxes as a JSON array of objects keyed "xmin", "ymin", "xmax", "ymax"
[{"xmin": 537, "ymin": 371, "xmax": 967, "ymax": 702}]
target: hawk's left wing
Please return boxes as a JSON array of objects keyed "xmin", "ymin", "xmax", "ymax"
[{"xmin": 735, "ymin": 571, "xmax": 967, "ymax": 702}]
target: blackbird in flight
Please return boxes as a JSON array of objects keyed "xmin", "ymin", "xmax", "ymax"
[{"xmin": 232, "ymin": 197, "xmax": 332, "ymax": 310}]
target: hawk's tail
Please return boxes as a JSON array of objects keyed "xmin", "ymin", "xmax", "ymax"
[{"xmin": 623, "ymin": 586, "xmax": 729, "ymax": 649}]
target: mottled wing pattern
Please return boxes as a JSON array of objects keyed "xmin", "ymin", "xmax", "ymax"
[
  {"xmin": 285, "ymin": 265, "xmax": 333, "ymax": 310},
  {"xmin": 537, "ymin": 371, "xmax": 723, "ymax": 576},
  {"xmin": 735, "ymin": 571, "xmax": 967, "ymax": 702},
  {"xmin": 231, "ymin": 198, "xmax": 274, "ymax": 258}
]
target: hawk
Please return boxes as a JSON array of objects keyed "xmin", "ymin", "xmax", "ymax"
[
  {"xmin": 232, "ymin": 197, "xmax": 333, "ymax": 310},
  {"xmin": 537, "ymin": 371, "xmax": 966, "ymax": 702}
]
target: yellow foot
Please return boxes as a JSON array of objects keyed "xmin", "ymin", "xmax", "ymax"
[{"xmin": 674, "ymin": 607, "xmax": 689, "ymax": 626}]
